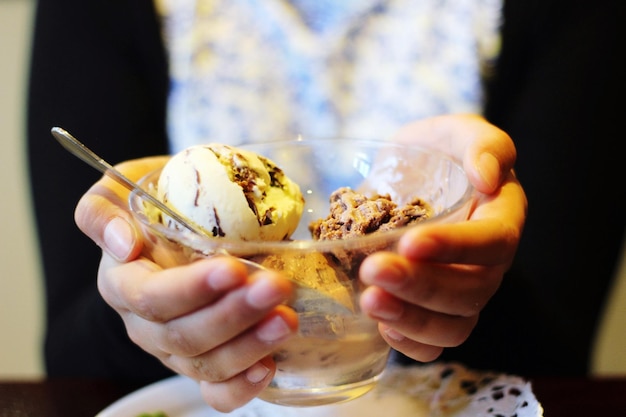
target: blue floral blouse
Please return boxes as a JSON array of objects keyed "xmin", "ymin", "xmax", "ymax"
[{"xmin": 153, "ymin": 0, "xmax": 503, "ymax": 152}]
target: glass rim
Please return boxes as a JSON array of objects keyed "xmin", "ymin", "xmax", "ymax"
[{"xmin": 128, "ymin": 138, "xmax": 476, "ymax": 257}]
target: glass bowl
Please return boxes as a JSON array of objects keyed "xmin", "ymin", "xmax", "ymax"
[{"xmin": 128, "ymin": 138, "xmax": 475, "ymax": 406}]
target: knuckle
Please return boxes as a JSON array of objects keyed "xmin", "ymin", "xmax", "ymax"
[
  {"xmin": 161, "ymin": 323, "xmax": 197, "ymax": 356},
  {"xmin": 128, "ymin": 290, "xmax": 161, "ymax": 321},
  {"xmin": 189, "ymin": 357, "xmax": 229, "ymax": 382}
]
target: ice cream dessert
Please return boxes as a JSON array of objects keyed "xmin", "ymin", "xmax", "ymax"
[
  {"xmin": 139, "ymin": 141, "xmax": 443, "ymax": 406},
  {"xmin": 153, "ymin": 145, "xmax": 435, "ymax": 305},
  {"xmin": 156, "ymin": 144, "xmax": 304, "ymax": 241}
]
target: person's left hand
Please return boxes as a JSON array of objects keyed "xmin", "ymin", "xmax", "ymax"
[
  {"xmin": 74, "ymin": 156, "xmax": 298, "ymax": 412},
  {"xmin": 358, "ymin": 114, "xmax": 527, "ymax": 361}
]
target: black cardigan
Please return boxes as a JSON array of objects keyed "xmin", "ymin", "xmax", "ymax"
[{"xmin": 27, "ymin": 0, "xmax": 625, "ymax": 383}]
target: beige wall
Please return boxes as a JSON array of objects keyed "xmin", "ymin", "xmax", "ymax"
[
  {"xmin": 0, "ymin": 0, "xmax": 624, "ymax": 379},
  {"xmin": 0, "ymin": 0, "xmax": 44, "ymax": 378},
  {"xmin": 593, "ymin": 238, "xmax": 626, "ymax": 375}
]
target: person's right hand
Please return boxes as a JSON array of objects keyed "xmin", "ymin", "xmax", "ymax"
[{"xmin": 74, "ymin": 156, "xmax": 298, "ymax": 412}]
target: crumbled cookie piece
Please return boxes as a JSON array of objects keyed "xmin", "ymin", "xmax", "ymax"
[{"xmin": 309, "ymin": 187, "xmax": 433, "ymax": 241}]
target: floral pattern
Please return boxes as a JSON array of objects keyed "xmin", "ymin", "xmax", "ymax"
[{"xmin": 154, "ymin": 0, "xmax": 503, "ymax": 152}]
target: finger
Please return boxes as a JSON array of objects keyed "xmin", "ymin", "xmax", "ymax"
[
  {"xmin": 361, "ymin": 286, "xmax": 479, "ymax": 348},
  {"xmin": 462, "ymin": 121, "xmax": 516, "ymax": 194},
  {"xmin": 397, "ymin": 179, "xmax": 526, "ymax": 267},
  {"xmin": 360, "ymin": 253, "xmax": 500, "ymax": 317},
  {"xmin": 198, "ymin": 357, "xmax": 276, "ymax": 413},
  {"xmin": 398, "ymin": 220, "xmax": 517, "ymax": 266},
  {"xmin": 470, "ymin": 172, "xmax": 527, "ymax": 226},
  {"xmin": 166, "ymin": 306, "xmax": 297, "ymax": 381},
  {"xmin": 146, "ymin": 273, "xmax": 295, "ymax": 357},
  {"xmin": 378, "ymin": 324, "xmax": 444, "ymax": 363},
  {"xmin": 114, "ymin": 262, "xmax": 294, "ymax": 358},
  {"xmin": 99, "ymin": 256, "xmax": 250, "ymax": 321}
]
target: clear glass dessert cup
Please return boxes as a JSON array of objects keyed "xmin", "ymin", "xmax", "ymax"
[{"xmin": 128, "ymin": 138, "xmax": 475, "ymax": 407}]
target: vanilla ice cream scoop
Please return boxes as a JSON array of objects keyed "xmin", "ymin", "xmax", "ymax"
[{"xmin": 157, "ymin": 144, "xmax": 304, "ymax": 241}]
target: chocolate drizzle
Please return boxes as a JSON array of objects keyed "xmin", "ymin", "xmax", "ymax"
[{"xmin": 211, "ymin": 207, "xmax": 225, "ymax": 237}]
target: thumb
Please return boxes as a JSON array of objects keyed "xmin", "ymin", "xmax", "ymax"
[
  {"xmin": 74, "ymin": 156, "xmax": 169, "ymax": 262},
  {"xmin": 462, "ymin": 120, "xmax": 517, "ymax": 194},
  {"xmin": 75, "ymin": 182, "xmax": 143, "ymax": 263}
]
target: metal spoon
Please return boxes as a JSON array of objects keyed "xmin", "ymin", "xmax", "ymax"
[{"xmin": 51, "ymin": 127, "xmax": 207, "ymax": 237}]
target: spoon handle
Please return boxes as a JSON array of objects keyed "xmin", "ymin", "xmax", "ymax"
[{"xmin": 51, "ymin": 127, "xmax": 204, "ymax": 236}]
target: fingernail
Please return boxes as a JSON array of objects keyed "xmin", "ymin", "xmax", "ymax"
[
  {"xmin": 256, "ymin": 315, "xmax": 291, "ymax": 342},
  {"xmin": 103, "ymin": 217, "xmax": 135, "ymax": 261},
  {"xmin": 246, "ymin": 277, "xmax": 285, "ymax": 309},
  {"xmin": 384, "ymin": 326, "xmax": 406, "ymax": 341},
  {"xmin": 246, "ymin": 362, "xmax": 270, "ymax": 384},
  {"xmin": 478, "ymin": 152, "xmax": 500, "ymax": 190}
]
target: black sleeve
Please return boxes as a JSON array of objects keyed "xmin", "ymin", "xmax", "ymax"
[
  {"xmin": 434, "ymin": 0, "xmax": 625, "ymax": 376},
  {"xmin": 27, "ymin": 0, "xmax": 171, "ymax": 381}
]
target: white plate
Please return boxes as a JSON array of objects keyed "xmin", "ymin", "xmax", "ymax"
[
  {"xmin": 96, "ymin": 375, "xmax": 428, "ymax": 417},
  {"xmin": 96, "ymin": 376, "xmax": 208, "ymax": 417},
  {"xmin": 96, "ymin": 363, "xmax": 544, "ymax": 417}
]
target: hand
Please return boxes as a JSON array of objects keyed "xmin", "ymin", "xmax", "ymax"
[
  {"xmin": 358, "ymin": 114, "xmax": 527, "ymax": 361},
  {"xmin": 75, "ymin": 157, "xmax": 298, "ymax": 412}
]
